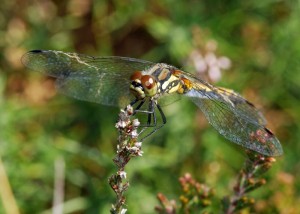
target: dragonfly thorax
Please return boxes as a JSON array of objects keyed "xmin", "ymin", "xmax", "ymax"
[{"xmin": 130, "ymin": 71, "xmax": 158, "ymax": 100}]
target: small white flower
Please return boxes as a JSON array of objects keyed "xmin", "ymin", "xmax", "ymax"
[
  {"xmin": 130, "ymin": 130, "xmax": 138, "ymax": 138},
  {"xmin": 204, "ymin": 52, "xmax": 218, "ymax": 67},
  {"xmin": 137, "ymin": 151, "xmax": 144, "ymax": 156},
  {"xmin": 119, "ymin": 171, "xmax": 127, "ymax": 179},
  {"xmin": 132, "ymin": 119, "xmax": 140, "ymax": 127},
  {"xmin": 120, "ymin": 208, "xmax": 127, "ymax": 214},
  {"xmin": 218, "ymin": 56, "xmax": 231, "ymax": 69},
  {"xmin": 134, "ymin": 142, "xmax": 142, "ymax": 148},
  {"xmin": 208, "ymin": 66, "xmax": 221, "ymax": 82},
  {"xmin": 115, "ymin": 121, "xmax": 127, "ymax": 128},
  {"xmin": 194, "ymin": 58, "xmax": 207, "ymax": 73},
  {"xmin": 126, "ymin": 105, "xmax": 133, "ymax": 114},
  {"xmin": 130, "ymin": 146, "xmax": 139, "ymax": 152}
]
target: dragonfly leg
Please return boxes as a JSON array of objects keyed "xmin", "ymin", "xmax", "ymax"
[
  {"xmin": 131, "ymin": 99, "xmax": 145, "ymax": 115},
  {"xmin": 147, "ymin": 99, "xmax": 156, "ymax": 126},
  {"xmin": 156, "ymin": 103, "xmax": 166, "ymax": 125},
  {"xmin": 129, "ymin": 99, "xmax": 138, "ymax": 106},
  {"xmin": 139, "ymin": 102, "xmax": 167, "ymax": 141},
  {"xmin": 136, "ymin": 100, "xmax": 156, "ymax": 136},
  {"xmin": 127, "ymin": 99, "xmax": 167, "ymax": 141},
  {"xmin": 133, "ymin": 100, "xmax": 157, "ymax": 128}
]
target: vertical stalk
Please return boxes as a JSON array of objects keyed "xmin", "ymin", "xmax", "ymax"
[{"xmin": 109, "ymin": 106, "xmax": 142, "ymax": 214}]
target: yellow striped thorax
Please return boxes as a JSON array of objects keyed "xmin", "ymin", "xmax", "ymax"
[{"xmin": 129, "ymin": 63, "xmax": 195, "ymax": 101}]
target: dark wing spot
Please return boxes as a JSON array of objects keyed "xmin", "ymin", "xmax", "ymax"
[
  {"xmin": 264, "ymin": 127, "xmax": 274, "ymax": 136},
  {"xmin": 29, "ymin": 50, "xmax": 44, "ymax": 53},
  {"xmin": 245, "ymin": 100, "xmax": 255, "ymax": 107}
]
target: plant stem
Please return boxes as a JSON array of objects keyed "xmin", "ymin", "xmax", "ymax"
[
  {"xmin": 224, "ymin": 152, "xmax": 276, "ymax": 214},
  {"xmin": 109, "ymin": 105, "xmax": 142, "ymax": 214}
]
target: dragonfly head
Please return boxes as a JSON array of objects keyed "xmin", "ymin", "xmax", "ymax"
[{"xmin": 130, "ymin": 71, "xmax": 158, "ymax": 100}]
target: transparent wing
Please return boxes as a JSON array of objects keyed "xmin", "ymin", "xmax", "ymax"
[
  {"xmin": 158, "ymin": 93, "xmax": 181, "ymax": 106},
  {"xmin": 21, "ymin": 50, "xmax": 155, "ymax": 106},
  {"xmin": 185, "ymin": 88, "xmax": 282, "ymax": 156},
  {"xmin": 181, "ymin": 71, "xmax": 267, "ymax": 126},
  {"xmin": 215, "ymin": 87, "xmax": 267, "ymax": 126},
  {"xmin": 179, "ymin": 71, "xmax": 282, "ymax": 156}
]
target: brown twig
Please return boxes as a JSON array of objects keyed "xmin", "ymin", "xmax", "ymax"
[
  {"xmin": 155, "ymin": 173, "xmax": 214, "ymax": 214},
  {"xmin": 223, "ymin": 151, "xmax": 276, "ymax": 214},
  {"xmin": 109, "ymin": 105, "xmax": 143, "ymax": 214},
  {"xmin": 155, "ymin": 151, "xmax": 276, "ymax": 214}
]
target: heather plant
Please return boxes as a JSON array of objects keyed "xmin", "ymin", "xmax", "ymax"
[{"xmin": 111, "ymin": 106, "xmax": 280, "ymax": 214}]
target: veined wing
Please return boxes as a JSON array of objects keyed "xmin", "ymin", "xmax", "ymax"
[
  {"xmin": 180, "ymin": 71, "xmax": 267, "ymax": 126},
  {"xmin": 21, "ymin": 50, "xmax": 155, "ymax": 107},
  {"xmin": 215, "ymin": 87, "xmax": 267, "ymax": 125},
  {"xmin": 181, "ymin": 72, "xmax": 282, "ymax": 156}
]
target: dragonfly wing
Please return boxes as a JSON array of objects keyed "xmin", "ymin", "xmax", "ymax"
[
  {"xmin": 179, "ymin": 72, "xmax": 267, "ymax": 126},
  {"xmin": 215, "ymin": 87, "xmax": 267, "ymax": 125},
  {"xmin": 56, "ymin": 75, "xmax": 133, "ymax": 107},
  {"xmin": 22, "ymin": 50, "xmax": 155, "ymax": 106},
  {"xmin": 186, "ymin": 89, "xmax": 283, "ymax": 156}
]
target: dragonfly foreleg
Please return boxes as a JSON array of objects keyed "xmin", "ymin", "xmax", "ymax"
[
  {"xmin": 156, "ymin": 103, "xmax": 166, "ymax": 124},
  {"xmin": 134, "ymin": 100, "xmax": 157, "ymax": 128},
  {"xmin": 139, "ymin": 102, "xmax": 167, "ymax": 141},
  {"xmin": 127, "ymin": 99, "xmax": 167, "ymax": 141}
]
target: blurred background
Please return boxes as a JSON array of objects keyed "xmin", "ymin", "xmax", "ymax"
[{"xmin": 1, "ymin": 0, "xmax": 299, "ymax": 213}]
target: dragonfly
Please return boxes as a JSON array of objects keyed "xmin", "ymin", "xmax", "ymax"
[{"xmin": 21, "ymin": 50, "xmax": 283, "ymax": 157}]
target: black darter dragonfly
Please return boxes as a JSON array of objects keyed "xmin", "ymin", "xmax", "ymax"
[{"xmin": 22, "ymin": 50, "xmax": 283, "ymax": 157}]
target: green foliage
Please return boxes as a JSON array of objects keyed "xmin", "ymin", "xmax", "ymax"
[{"xmin": 1, "ymin": 0, "xmax": 299, "ymax": 213}]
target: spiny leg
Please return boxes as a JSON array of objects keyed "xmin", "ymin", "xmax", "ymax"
[
  {"xmin": 129, "ymin": 99, "xmax": 145, "ymax": 114},
  {"xmin": 127, "ymin": 99, "xmax": 167, "ymax": 140},
  {"xmin": 147, "ymin": 99, "xmax": 156, "ymax": 126},
  {"xmin": 136, "ymin": 100, "xmax": 155, "ymax": 137},
  {"xmin": 128, "ymin": 98, "xmax": 157, "ymax": 129},
  {"xmin": 140, "ymin": 102, "xmax": 167, "ymax": 141},
  {"xmin": 129, "ymin": 99, "xmax": 139, "ymax": 106},
  {"xmin": 134, "ymin": 100, "xmax": 157, "ymax": 128},
  {"xmin": 156, "ymin": 104, "xmax": 166, "ymax": 125}
]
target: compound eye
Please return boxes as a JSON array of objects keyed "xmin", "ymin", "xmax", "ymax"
[
  {"xmin": 141, "ymin": 75, "xmax": 156, "ymax": 89},
  {"xmin": 130, "ymin": 71, "xmax": 142, "ymax": 81}
]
